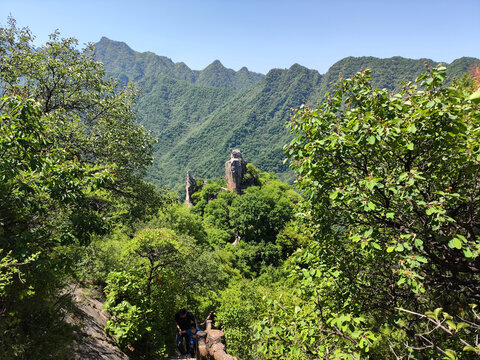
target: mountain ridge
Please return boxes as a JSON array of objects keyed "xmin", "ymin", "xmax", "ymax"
[
  {"xmin": 95, "ymin": 37, "xmax": 264, "ymax": 89},
  {"xmin": 93, "ymin": 38, "xmax": 480, "ymax": 189}
]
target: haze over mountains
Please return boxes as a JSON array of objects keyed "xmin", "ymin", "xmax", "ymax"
[{"xmin": 94, "ymin": 37, "xmax": 479, "ymax": 189}]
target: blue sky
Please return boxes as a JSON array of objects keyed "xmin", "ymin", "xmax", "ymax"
[{"xmin": 2, "ymin": 0, "xmax": 479, "ymax": 74}]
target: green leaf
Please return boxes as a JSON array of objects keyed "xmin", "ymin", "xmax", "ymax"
[
  {"xmin": 463, "ymin": 247, "xmax": 474, "ymax": 258},
  {"xmin": 453, "ymin": 237, "xmax": 462, "ymax": 249},
  {"xmin": 433, "ymin": 308, "xmax": 443, "ymax": 319},
  {"xmin": 414, "ymin": 238, "xmax": 423, "ymax": 248},
  {"xmin": 367, "ymin": 136, "xmax": 375, "ymax": 145},
  {"xmin": 406, "ymin": 142, "xmax": 414, "ymax": 150},
  {"xmin": 448, "ymin": 238, "xmax": 462, "ymax": 249},
  {"xmin": 330, "ymin": 190, "xmax": 339, "ymax": 200},
  {"xmin": 456, "ymin": 322, "xmax": 469, "ymax": 331},
  {"xmin": 446, "ymin": 320, "xmax": 456, "ymax": 330},
  {"xmin": 469, "ymin": 88, "xmax": 480, "ymax": 104},
  {"xmin": 407, "ymin": 124, "xmax": 417, "ymax": 133},
  {"xmin": 444, "ymin": 349, "xmax": 456, "ymax": 360}
]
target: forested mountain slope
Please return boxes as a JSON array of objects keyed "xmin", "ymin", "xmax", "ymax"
[
  {"xmin": 94, "ymin": 38, "xmax": 479, "ymax": 189},
  {"xmin": 318, "ymin": 55, "xmax": 479, "ymax": 93},
  {"xmin": 151, "ymin": 63, "xmax": 323, "ymax": 186}
]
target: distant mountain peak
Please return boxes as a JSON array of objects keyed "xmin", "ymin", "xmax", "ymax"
[
  {"xmin": 94, "ymin": 37, "xmax": 264, "ymax": 90},
  {"xmin": 207, "ymin": 59, "xmax": 226, "ymax": 69},
  {"xmin": 97, "ymin": 36, "xmax": 127, "ymax": 47},
  {"xmin": 289, "ymin": 63, "xmax": 310, "ymax": 72}
]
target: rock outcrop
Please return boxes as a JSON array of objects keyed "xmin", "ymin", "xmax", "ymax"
[
  {"xmin": 67, "ymin": 287, "xmax": 132, "ymax": 360},
  {"xmin": 225, "ymin": 150, "xmax": 247, "ymax": 194},
  {"xmin": 185, "ymin": 170, "xmax": 197, "ymax": 207}
]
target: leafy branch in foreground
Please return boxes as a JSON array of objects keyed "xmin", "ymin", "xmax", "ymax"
[
  {"xmin": 393, "ymin": 306, "xmax": 480, "ymax": 359},
  {"xmin": 257, "ymin": 65, "xmax": 480, "ymax": 359}
]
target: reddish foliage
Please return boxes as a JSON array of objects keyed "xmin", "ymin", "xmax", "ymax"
[{"xmin": 470, "ymin": 64, "xmax": 480, "ymax": 88}]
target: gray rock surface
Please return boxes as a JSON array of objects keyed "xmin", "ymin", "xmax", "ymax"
[
  {"xmin": 67, "ymin": 287, "xmax": 132, "ymax": 360},
  {"xmin": 225, "ymin": 150, "xmax": 247, "ymax": 194}
]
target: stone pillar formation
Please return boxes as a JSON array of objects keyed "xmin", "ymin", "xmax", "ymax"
[
  {"xmin": 225, "ymin": 149, "xmax": 247, "ymax": 194},
  {"xmin": 185, "ymin": 170, "xmax": 197, "ymax": 207}
]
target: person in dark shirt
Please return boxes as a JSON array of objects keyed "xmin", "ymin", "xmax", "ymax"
[{"xmin": 175, "ymin": 308, "xmax": 197, "ymax": 356}]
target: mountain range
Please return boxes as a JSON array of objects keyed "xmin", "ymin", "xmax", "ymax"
[{"xmin": 94, "ymin": 37, "xmax": 479, "ymax": 190}]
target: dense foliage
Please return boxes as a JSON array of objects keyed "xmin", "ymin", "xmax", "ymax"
[
  {"xmin": 0, "ymin": 19, "xmax": 161, "ymax": 359},
  {"xmin": 72, "ymin": 163, "xmax": 302, "ymax": 358},
  {"xmin": 0, "ymin": 18, "xmax": 303, "ymax": 359},
  {"xmin": 254, "ymin": 66, "xmax": 480, "ymax": 359}
]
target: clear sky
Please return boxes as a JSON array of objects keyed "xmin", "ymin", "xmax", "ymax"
[{"xmin": 2, "ymin": 0, "xmax": 479, "ymax": 74}]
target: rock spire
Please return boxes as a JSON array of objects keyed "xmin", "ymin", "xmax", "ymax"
[
  {"xmin": 225, "ymin": 149, "xmax": 247, "ymax": 194},
  {"xmin": 185, "ymin": 170, "xmax": 197, "ymax": 207}
]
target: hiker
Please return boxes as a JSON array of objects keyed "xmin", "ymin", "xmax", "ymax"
[
  {"xmin": 175, "ymin": 308, "xmax": 198, "ymax": 356},
  {"xmin": 186, "ymin": 325, "xmax": 201, "ymax": 358}
]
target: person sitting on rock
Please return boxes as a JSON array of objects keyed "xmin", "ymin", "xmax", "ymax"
[
  {"xmin": 175, "ymin": 308, "xmax": 198, "ymax": 356},
  {"xmin": 186, "ymin": 325, "xmax": 201, "ymax": 358}
]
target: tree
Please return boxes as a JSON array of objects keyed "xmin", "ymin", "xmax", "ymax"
[
  {"xmin": 229, "ymin": 180, "xmax": 299, "ymax": 244},
  {"xmin": 104, "ymin": 228, "xmax": 187, "ymax": 356},
  {"xmin": 0, "ymin": 18, "xmax": 161, "ymax": 222},
  {"xmin": 0, "ymin": 19, "xmax": 159, "ymax": 358},
  {"xmin": 103, "ymin": 225, "xmax": 230, "ymax": 357},
  {"xmin": 217, "ymin": 279, "xmax": 266, "ymax": 359},
  {"xmin": 258, "ymin": 66, "xmax": 480, "ymax": 358},
  {"xmin": 0, "ymin": 94, "xmax": 115, "ymax": 359}
]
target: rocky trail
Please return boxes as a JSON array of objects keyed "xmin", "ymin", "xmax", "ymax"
[
  {"xmin": 67, "ymin": 286, "xmax": 235, "ymax": 360},
  {"xmin": 67, "ymin": 286, "xmax": 132, "ymax": 360}
]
